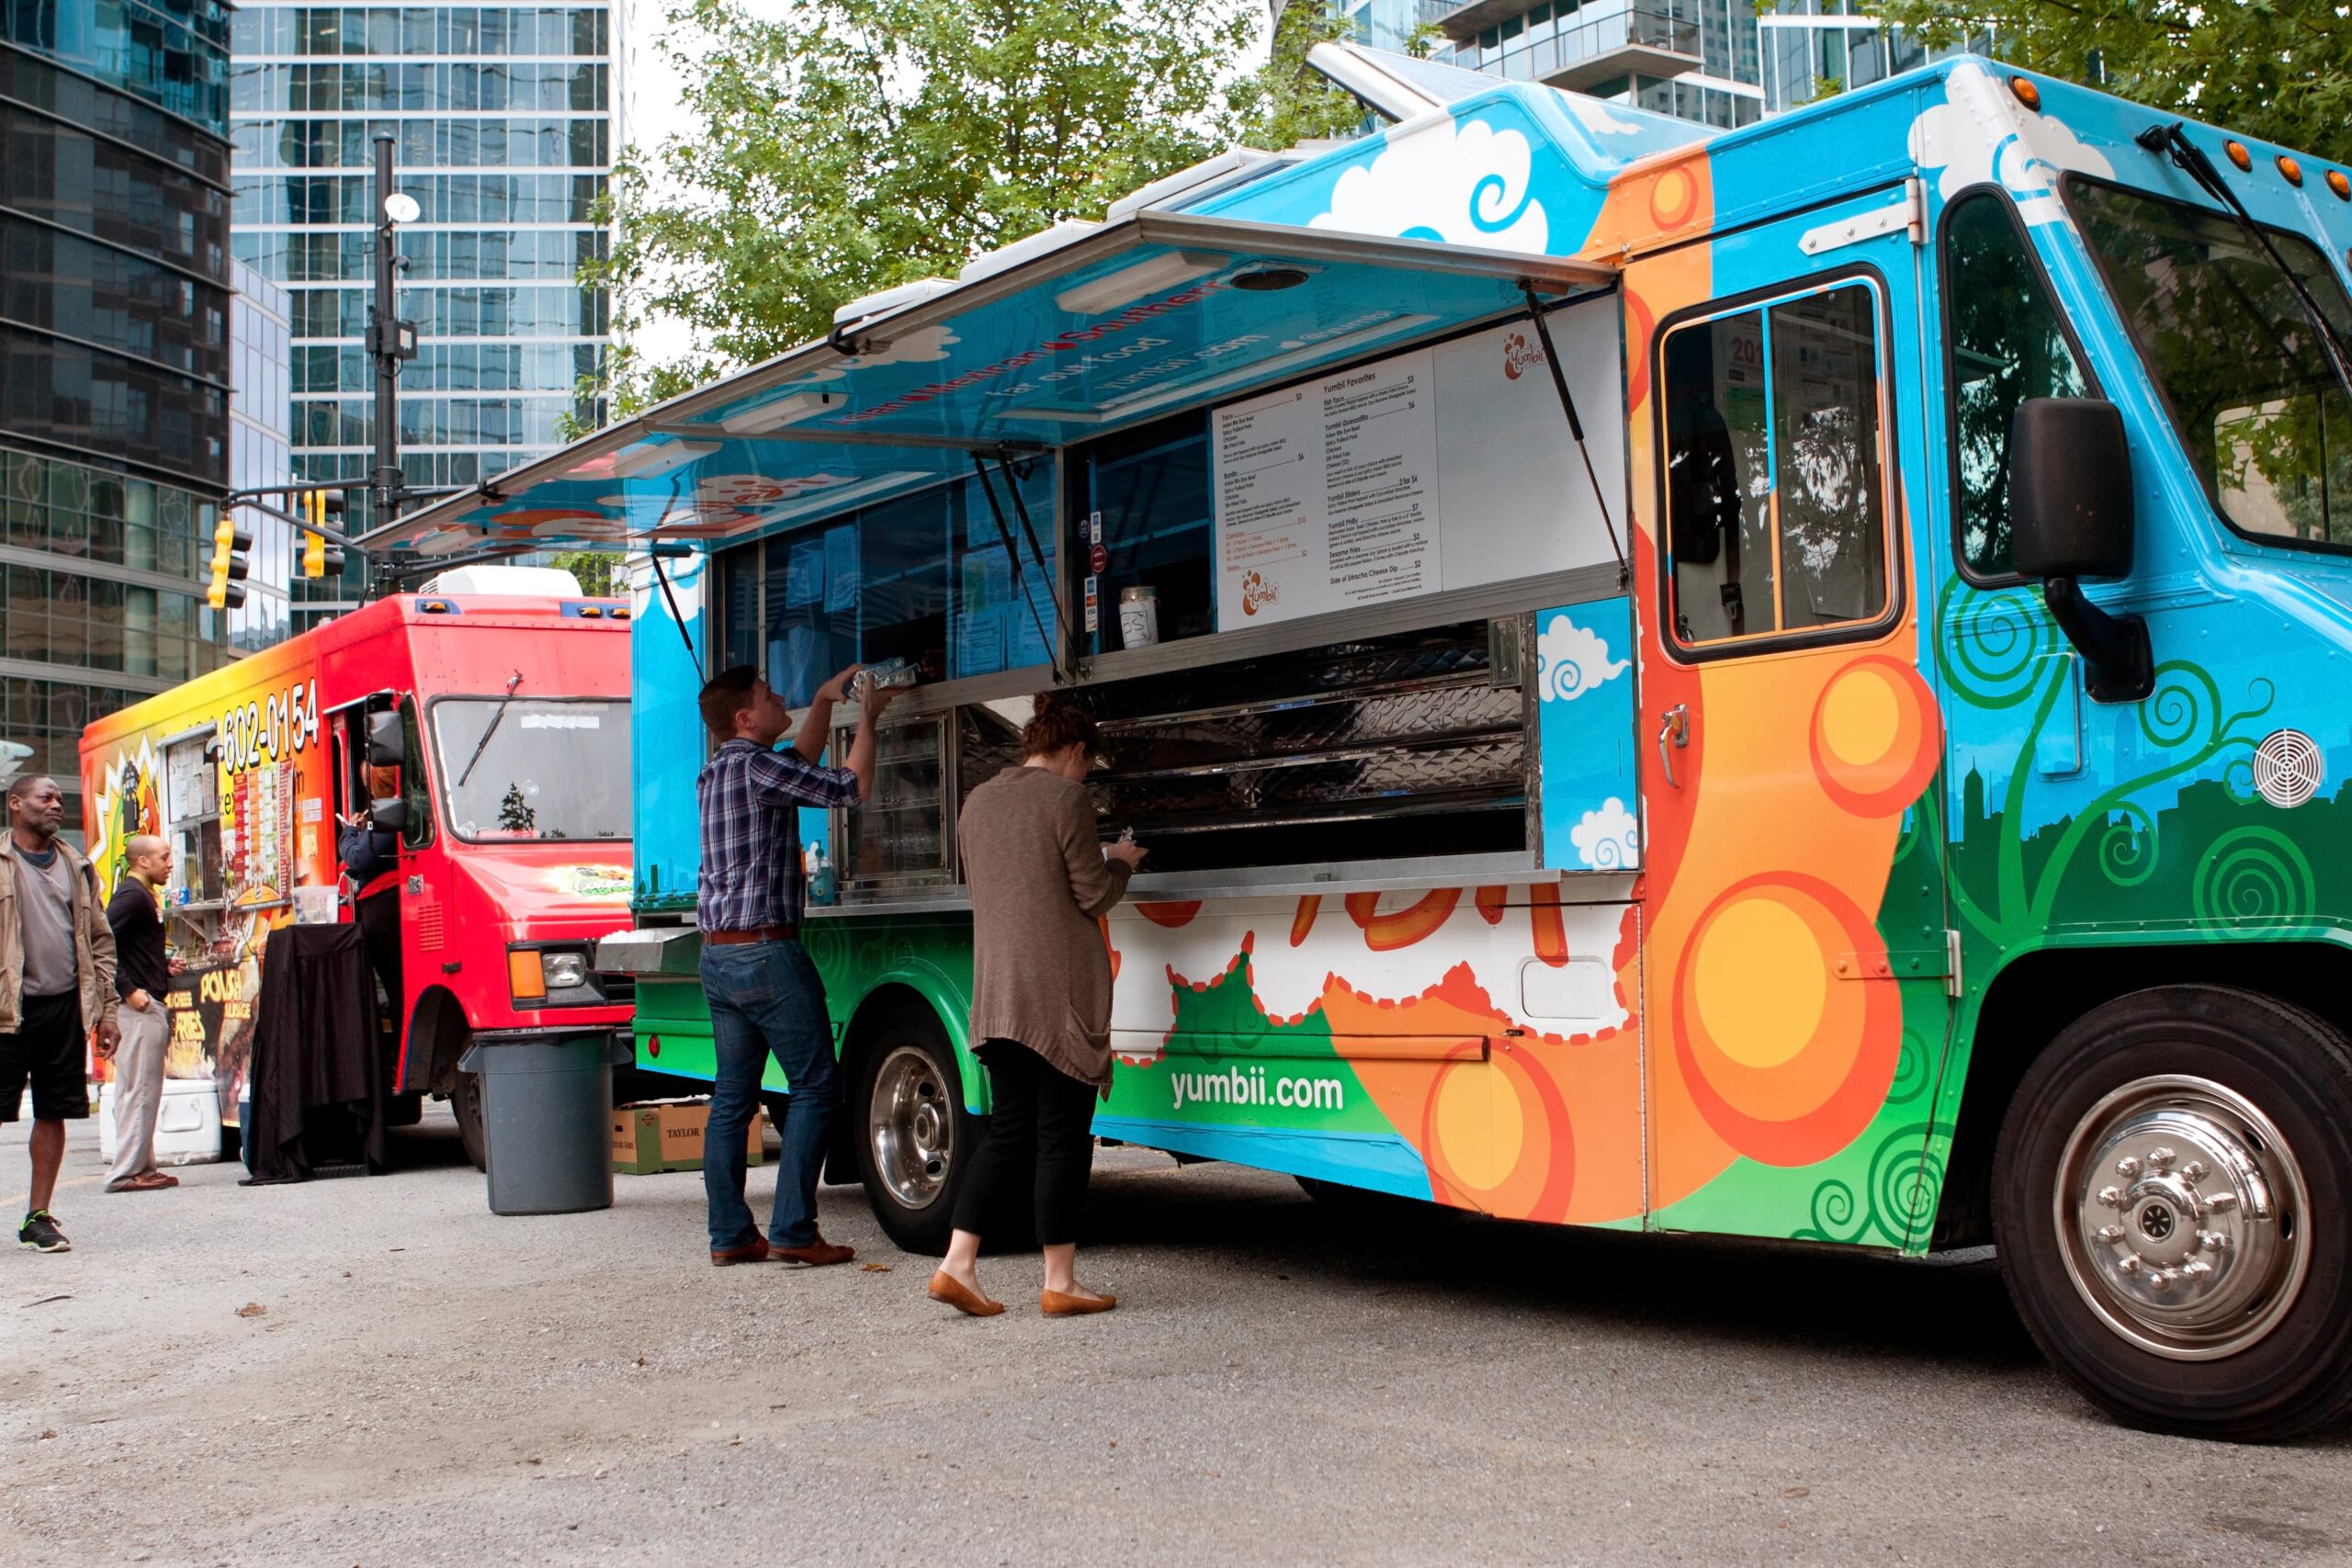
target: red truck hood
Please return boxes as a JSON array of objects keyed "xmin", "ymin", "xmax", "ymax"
[{"xmin": 452, "ymin": 847, "xmax": 634, "ymax": 931}]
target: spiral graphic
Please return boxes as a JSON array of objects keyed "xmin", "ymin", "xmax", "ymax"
[
  {"xmin": 1584, "ymin": 833, "xmax": 1633, "ymax": 870},
  {"xmin": 1806, "ymin": 1179, "xmax": 1859, "ymax": 1237},
  {"xmin": 1934, "ymin": 583, "xmax": 2052, "ymax": 709},
  {"xmin": 2191, "ymin": 827, "xmax": 2317, "ymax": 935},
  {"xmin": 1887, "ymin": 1023, "xmax": 1934, "ymax": 1106},
  {"xmin": 1470, "ymin": 170, "xmax": 1536, "ymax": 235},
  {"xmin": 2097, "ymin": 800, "xmax": 2160, "ymax": 888},
  {"xmin": 1795, "ymin": 1123, "xmax": 1940, "ymax": 1246},
  {"xmin": 2138, "ymin": 663, "xmax": 2221, "ymax": 750}
]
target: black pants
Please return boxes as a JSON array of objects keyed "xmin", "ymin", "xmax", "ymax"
[
  {"xmin": 355, "ymin": 888, "xmax": 401, "ymax": 1026},
  {"xmin": 950, "ymin": 1040, "xmax": 1096, "ymax": 1246}
]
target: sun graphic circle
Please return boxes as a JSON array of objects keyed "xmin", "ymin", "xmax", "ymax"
[
  {"xmin": 1809, "ymin": 656, "xmax": 1941, "ymax": 817},
  {"xmin": 1432, "ymin": 1062, "xmax": 1524, "ymax": 1191},
  {"xmin": 1671, "ymin": 873, "xmax": 1902, "ymax": 1167},
  {"xmin": 1649, "ymin": 167, "xmax": 1699, "ymax": 230}
]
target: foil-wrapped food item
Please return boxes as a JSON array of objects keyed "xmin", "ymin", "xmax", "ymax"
[{"xmin": 851, "ymin": 658, "xmax": 918, "ymax": 701}]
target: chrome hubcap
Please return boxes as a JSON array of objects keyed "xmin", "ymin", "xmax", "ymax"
[
  {"xmin": 868, "ymin": 1046, "xmax": 953, "ymax": 1212},
  {"xmin": 2056, "ymin": 1074, "xmax": 2309, "ymax": 1360}
]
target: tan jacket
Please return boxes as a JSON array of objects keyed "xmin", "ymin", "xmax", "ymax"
[
  {"xmin": 0, "ymin": 838, "xmax": 119, "ymax": 1034},
  {"xmin": 958, "ymin": 765, "xmax": 1133, "ymax": 1089}
]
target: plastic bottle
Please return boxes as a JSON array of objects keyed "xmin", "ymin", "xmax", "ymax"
[{"xmin": 808, "ymin": 843, "xmax": 838, "ymax": 907}]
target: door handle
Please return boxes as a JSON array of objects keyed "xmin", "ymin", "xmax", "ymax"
[{"xmin": 1657, "ymin": 705, "xmax": 1690, "ymax": 789}]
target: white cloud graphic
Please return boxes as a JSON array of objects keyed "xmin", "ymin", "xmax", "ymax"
[
  {"xmin": 1908, "ymin": 62, "xmax": 2113, "ymax": 224},
  {"xmin": 1561, "ymin": 96, "xmax": 1643, "ymax": 139},
  {"xmin": 1313, "ymin": 116, "xmax": 1549, "ymax": 254},
  {"xmin": 1570, "ymin": 797, "xmax": 1640, "ymax": 870},
  {"xmin": 1537, "ymin": 613, "xmax": 1628, "ymax": 702}
]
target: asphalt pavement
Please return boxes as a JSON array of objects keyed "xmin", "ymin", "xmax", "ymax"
[{"xmin": 3, "ymin": 1106, "xmax": 2347, "ymax": 1567}]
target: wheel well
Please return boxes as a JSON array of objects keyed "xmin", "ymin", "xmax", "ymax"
[
  {"xmin": 824, "ymin": 984, "xmax": 954, "ymax": 1185},
  {"xmin": 402, "ymin": 986, "xmax": 470, "ymax": 1097},
  {"xmin": 1933, "ymin": 940, "xmax": 2352, "ymax": 1247}
]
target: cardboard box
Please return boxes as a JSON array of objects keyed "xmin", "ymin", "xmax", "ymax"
[{"xmin": 612, "ymin": 1100, "xmax": 765, "ymax": 1175}]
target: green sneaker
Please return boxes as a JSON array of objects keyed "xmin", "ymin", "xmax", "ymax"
[{"xmin": 18, "ymin": 1210, "xmax": 69, "ymax": 1252}]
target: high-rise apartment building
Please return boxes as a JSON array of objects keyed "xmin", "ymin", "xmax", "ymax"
[
  {"xmin": 228, "ymin": 257, "xmax": 297, "ymax": 649},
  {"xmin": 1, "ymin": 0, "xmax": 243, "ymax": 826},
  {"xmin": 226, "ymin": 3, "xmax": 616, "ymax": 513},
  {"xmin": 1426, "ymin": 0, "xmax": 1985, "ymax": 126}
]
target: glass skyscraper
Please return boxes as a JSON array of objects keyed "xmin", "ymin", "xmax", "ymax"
[
  {"xmin": 226, "ymin": 3, "xmax": 616, "ymax": 511},
  {"xmin": 2, "ymin": 0, "xmax": 242, "ymax": 829}
]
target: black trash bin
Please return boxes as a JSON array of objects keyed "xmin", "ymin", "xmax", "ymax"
[{"xmin": 458, "ymin": 1033, "xmax": 621, "ymax": 1215}]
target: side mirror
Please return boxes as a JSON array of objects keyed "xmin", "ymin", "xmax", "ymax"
[
  {"xmin": 367, "ymin": 709, "xmax": 405, "ymax": 769},
  {"xmin": 368, "ymin": 796, "xmax": 409, "ymax": 833},
  {"xmin": 2008, "ymin": 398, "xmax": 2152, "ymax": 702}
]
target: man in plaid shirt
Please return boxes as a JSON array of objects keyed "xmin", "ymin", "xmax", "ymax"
[{"xmin": 695, "ymin": 662, "xmax": 898, "ymax": 1266}]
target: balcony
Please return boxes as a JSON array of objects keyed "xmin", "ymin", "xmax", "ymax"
[
  {"xmin": 1442, "ymin": 1, "xmax": 1705, "ymax": 94},
  {"xmin": 1544, "ymin": 5, "xmax": 1703, "ymax": 92}
]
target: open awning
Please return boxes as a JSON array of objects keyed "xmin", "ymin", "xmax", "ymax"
[{"xmin": 365, "ymin": 209, "xmax": 1616, "ymax": 559}]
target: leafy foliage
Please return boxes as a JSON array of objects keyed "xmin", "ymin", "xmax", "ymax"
[
  {"xmin": 548, "ymin": 548, "xmax": 622, "ymax": 596},
  {"xmin": 1870, "ymin": 0, "xmax": 2352, "ymax": 166},
  {"xmin": 578, "ymin": 0, "xmax": 1355, "ymax": 419}
]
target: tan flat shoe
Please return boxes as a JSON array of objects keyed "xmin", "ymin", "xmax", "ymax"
[
  {"xmin": 1040, "ymin": 1288, "xmax": 1117, "ymax": 1317},
  {"xmin": 928, "ymin": 1269, "xmax": 1005, "ymax": 1317}
]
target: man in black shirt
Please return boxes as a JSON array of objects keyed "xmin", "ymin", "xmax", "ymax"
[{"xmin": 103, "ymin": 834, "xmax": 175, "ymax": 1194}]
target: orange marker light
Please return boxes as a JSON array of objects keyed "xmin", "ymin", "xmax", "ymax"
[
  {"xmin": 2329, "ymin": 170, "xmax": 2350, "ymax": 201},
  {"xmin": 2278, "ymin": 156, "xmax": 2304, "ymax": 186},
  {"xmin": 508, "ymin": 949, "xmax": 547, "ymax": 1001},
  {"xmin": 2226, "ymin": 141, "xmax": 2253, "ymax": 172},
  {"xmin": 2008, "ymin": 76, "xmax": 2040, "ymax": 111}
]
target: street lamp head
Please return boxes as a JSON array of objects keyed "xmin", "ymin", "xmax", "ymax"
[{"xmin": 383, "ymin": 192, "xmax": 422, "ymax": 224}]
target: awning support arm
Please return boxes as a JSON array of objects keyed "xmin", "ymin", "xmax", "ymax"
[
  {"xmin": 996, "ymin": 451, "xmax": 1066, "ymax": 652},
  {"xmin": 647, "ymin": 548, "xmax": 702, "ymax": 679},
  {"xmin": 970, "ymin": 454, "xmax": 1064, "ymax": 685},
  {"xmin": 1521, "ymin": 282, "xmax": 1628, "ymax": 586}
]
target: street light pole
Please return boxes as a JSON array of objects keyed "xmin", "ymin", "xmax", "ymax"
[{"xmin": 368, "ymin": 131, "xmax": 420, "ymax": 517}]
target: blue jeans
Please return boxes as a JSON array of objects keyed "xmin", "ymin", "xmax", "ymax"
[{"xmin": 698, "ymin": 939, "xmax": 838, "ymax": 1250}]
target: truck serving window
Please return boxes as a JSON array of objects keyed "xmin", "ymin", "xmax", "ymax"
[
  {"xmin": 1942, "ymin": 191, "xmax": 2093, "ymax": 578},
  {"xmin": 2067, "ymin": 178, "xmax": 2352, "ymax": 551},
  {"xmin": 429, "ymin": 697, "xmax": 630, "ymax": 843},
  {"xmin": 1661, "ymin": 280, "xmax": 1893, "ymax": 650}
]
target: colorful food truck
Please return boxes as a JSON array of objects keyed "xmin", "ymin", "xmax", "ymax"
[
  {"xmin": 366, "ymin": 48, "xmax": 2352, "ymax": 1437},
  {"xmin": 78, "ymin": 571, "xmax": 637, "ymax": 1167}
]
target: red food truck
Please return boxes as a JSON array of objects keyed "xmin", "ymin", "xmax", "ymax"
[{"xmin": 77, "ymin": 570, "xmax": 637, "ymax": 1167}]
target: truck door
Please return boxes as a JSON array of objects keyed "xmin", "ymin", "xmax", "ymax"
[{"xmin": 1626, "ymin": 189, "xmax": 1957, "ymax": 1247}]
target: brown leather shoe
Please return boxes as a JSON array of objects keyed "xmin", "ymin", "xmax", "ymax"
[
  {"xmin": 927, "ymin": 1269, "xmax": 1005, "ymax": 1317},
  {"xmin": 710, "ymin": 1236, "xmax": 771, "ymax": 1266},
  {"xmin": 1040, "ymin": 1287, "xmax": 1117, "ymax": 1317},
  {"xmin": 770, "ymin": 1235, "xmax": 854, "ymax": 1267}
]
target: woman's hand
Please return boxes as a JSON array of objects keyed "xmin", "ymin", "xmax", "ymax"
[{"xmin": 1104, "ymin": 839, "xmax": 1147, "ymax": 869}]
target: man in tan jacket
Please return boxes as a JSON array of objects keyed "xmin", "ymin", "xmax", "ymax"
[{"xmin": 0, "ymin": 775, "xmax": 121, "ymax": 1253}]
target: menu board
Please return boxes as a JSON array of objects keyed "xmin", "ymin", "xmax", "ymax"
[{"xmin": 1212, "ymin": 349, "xmax": 1441, "ymax": 626}]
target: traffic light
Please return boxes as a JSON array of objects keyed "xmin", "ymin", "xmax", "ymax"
[
  {"xmin": 300, "ymin": 488, "xmax": 347, "ymax": 579},
  {"xmin": 207, "ymin": 513, "xmax": 251, "ymax": 611}
]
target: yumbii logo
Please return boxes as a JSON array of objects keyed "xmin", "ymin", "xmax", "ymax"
[{"xmin": 1170, "ymin": 1065, "xmax": 1346, "ymax": 1113}]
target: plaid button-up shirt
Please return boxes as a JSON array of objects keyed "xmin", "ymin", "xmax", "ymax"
[{"xmin": 695, "ymin": 739, "xmax": 862, "ymax": 933}]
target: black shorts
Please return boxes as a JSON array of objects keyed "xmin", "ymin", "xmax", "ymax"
[{"xmin": 0, "ymin": 989, "xmax": 87, "ymax": 1122}]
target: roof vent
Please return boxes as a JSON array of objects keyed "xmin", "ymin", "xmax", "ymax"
[{"xmin": 418, "ymin": 564, "xmax": 584, "ymax": 597}]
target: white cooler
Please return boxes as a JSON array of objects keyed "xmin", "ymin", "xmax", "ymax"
[{"xmin": 96, "ymin": 1077, "xmax": 224, "ymax": 1167}]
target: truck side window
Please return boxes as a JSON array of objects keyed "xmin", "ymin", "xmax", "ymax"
[
  {"xmin": 1662, "ymin": 280, "xmax": 1891, "ymax": 649},
  {"xmin": 1943, "ymin": 192, "xmax": 2090, "ymax": 577},
  {"xmin": 399, "ymin": 700, "xmax": 432, "ymax": 852}
]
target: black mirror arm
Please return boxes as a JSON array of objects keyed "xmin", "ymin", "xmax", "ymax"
[{"xmin": 2043, "ymin": 576, "xmax": 2154, "ymax": 704}]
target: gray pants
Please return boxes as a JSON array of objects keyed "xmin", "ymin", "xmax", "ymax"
[{"xmin": 107, "ymin": 1001, "xmax": 170, "ymax": 1184}]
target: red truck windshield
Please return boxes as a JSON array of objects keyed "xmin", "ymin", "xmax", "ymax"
[{"xmin": 430, "ymin": 697, "xmax": 632, "ymax": 843}]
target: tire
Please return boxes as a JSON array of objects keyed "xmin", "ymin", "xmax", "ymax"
[
  {"xmin": 451, "ymin": 1065, "xmax": 488, "ymax": 1172},
  {"xmin": 1992, "ymin": 984, "xmax": 2352, "ymax": 1440},
  {"xmin": 853, "ymin": 1009, "xmax": 978, "ymax": 1256}
]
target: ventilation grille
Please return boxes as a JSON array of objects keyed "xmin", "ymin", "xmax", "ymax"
[
  {"xmin": 414, "ymin": 902, "xmax": 445, "ymax": 952},
  {"xmin": 2253, "ymin": 729, "xmax": 2324, "ymax": 809}
]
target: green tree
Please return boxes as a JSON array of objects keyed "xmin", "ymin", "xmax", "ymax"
[
  {"xmin": 582, "ymin": 0, "xmax": 1276, "ymax": 417},
  {"xmin": 548, "ymin": 548, "xmax": 622, "ymax": 596},
  {"xmin": 1869, "ymin": 0, "xmax": 2352, "ymax": 166}
]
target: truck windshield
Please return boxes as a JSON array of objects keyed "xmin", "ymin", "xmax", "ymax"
[
  {"xmin": 430, "ymin": 698, "xmax": 631, "ymax": 842},
  {"xmin": 2067, "ymin": 179, "xmax": 2352, "ymax": 550}
]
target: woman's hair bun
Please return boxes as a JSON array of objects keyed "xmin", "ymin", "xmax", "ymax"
[{"xmin": 1022, "ymin": 689, "xmax": 1102, "ymax": 758}]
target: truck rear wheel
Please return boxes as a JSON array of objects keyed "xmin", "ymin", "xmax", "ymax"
[
  {"xmin": 1993, "ymin": 984, "xmax": 2352, "ymax": 1440},
  {"xmin": 854, "ymin": 1010, "xmax": 974, "ymax": 1257}
]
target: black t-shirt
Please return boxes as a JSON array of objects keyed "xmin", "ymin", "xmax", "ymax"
[{"xmin": 106, "ymin": 879, "xmax": 169, "ymax": 1003}]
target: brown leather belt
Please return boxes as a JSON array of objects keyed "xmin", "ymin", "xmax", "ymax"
[{"xmin": 705, "ymin": 924, "xmax": 797, "ymax": 946}]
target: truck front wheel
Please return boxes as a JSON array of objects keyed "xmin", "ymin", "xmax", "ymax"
[
  {"xmin": 451, "ymin": 1065, "xmax": 487, "ymax": 1172},
  {"xmin": 854, "ymin": 1010, "xmax": 975, "ymax": 1257},
  {"xmin": 1993, "ymin": 984, "xmax": 2352, "ymax": 1440}
]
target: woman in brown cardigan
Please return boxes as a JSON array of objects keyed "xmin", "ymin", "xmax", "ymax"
[{"xmin": 927, "ymin": 694, "xmax": 1146, "ymax": 1318}]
